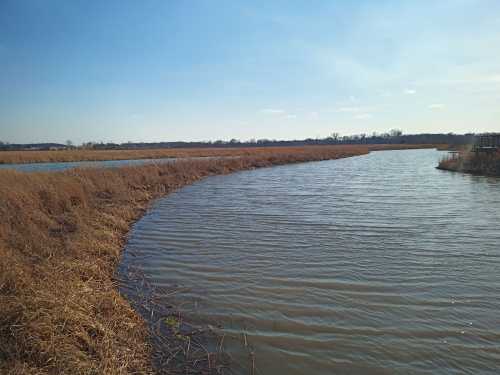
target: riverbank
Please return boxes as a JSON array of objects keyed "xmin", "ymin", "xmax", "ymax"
[
  {"xmin": 437, "ymin": 151, "xmax": 500, "ymax": 176},
  {"xmin": 0, "ymin": 146, "xmax": 285, "ymax": 164},
  {"xmin": 0, "ymin": 144, "xmax": 438, "ymax": 165},
  {"xmin": 0, "ymin": 145, "xmax": 434, "ymax": 374}
]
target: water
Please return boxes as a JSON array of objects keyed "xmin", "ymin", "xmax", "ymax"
[
  {"xmin": 120, "ymin": 149, "xmax": 500, "ymax": 374},
  {"xmin": 0, "ymin": 157, "xmax": 178, "ymax": 172}
]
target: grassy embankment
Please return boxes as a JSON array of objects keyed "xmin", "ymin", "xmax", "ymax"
[
  {"xmin": 0, "ymin": 144, "xmax": 438, "ymax": 165},
  {"xmin": 438, "ymin": 150, "xmax": 500, "ymax": 176},
  {"xmin": 0, "ymin": 146, "xmax": 353, "ymax": 165},
  {"xmin": 0, "ymin": 145, "xmax": 434, "ymax": 374}
]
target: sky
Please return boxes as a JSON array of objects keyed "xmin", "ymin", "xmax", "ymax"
[{"xmin": 0, "ymin": 0, "xmax": 499, "ymax": 144}]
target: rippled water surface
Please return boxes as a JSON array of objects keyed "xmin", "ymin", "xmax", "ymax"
[{"xmin": 122, "ymin": 149, "xmax": 500, "ymax": 374}]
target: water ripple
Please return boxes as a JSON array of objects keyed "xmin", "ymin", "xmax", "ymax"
[{"xmin": 121, "ymin": 149, "xmax": 500, "ymax": 374}]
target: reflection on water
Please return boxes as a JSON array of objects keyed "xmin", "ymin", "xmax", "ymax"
[{"xmin": 121, "ymin": 149, "xmax": 500, "ymax": 374}]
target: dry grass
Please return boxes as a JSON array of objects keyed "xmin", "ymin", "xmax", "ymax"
[
  {"xmin": 438, "ymin": 150, "xmax": 500, "ymax": 176},
  {"xmin": 0, "ymin": 145, "xmax": 433, "ymax": 374},
  {"xmin": 0, "ymin": 144, "xmax": 438, "ymax": 165},
  {"xmin": 0, "ymin": 146, "xmax": 358, "ymax": 165},
  {"xmin": 435, "ymin": 144, "xmax": 468, "ymax": 151}
]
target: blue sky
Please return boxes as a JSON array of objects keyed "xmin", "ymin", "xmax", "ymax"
[{"xmin": 1, "ymin": 0, "xmax": 499, "ymax": 144}]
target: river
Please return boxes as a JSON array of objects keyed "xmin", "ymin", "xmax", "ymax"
[{"xmin": 119, "ymin": 149, "xmax": 500, "ymax": 374}]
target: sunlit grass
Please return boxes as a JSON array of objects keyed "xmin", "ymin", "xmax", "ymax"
[{"xmin": 0, "ymin": 144, "xmax": 437, "ymax": 165}]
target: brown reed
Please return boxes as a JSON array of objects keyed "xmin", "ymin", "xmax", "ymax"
[
  {"xmin": 0, "ymin": 144, "xmax": 437, "ymax": 165},
  {"xmin": 438, "ymin": 150, "xmax": 500, "ymax": 176}
]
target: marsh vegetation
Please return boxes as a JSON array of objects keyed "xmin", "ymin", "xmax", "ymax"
[
  {"xmin": 438, "ymin": 150, "xmax": 500, "ymax": 176},
  {"xmin": 0, "ymin": 144, "xmax": 435, "ymax": 165}
]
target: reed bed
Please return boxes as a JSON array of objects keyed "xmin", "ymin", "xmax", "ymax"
[
  {"xmin": 0, "ymin": 146, "xmax": 360, "ymax": 165},
  {"xmin": 0, "ymin": 145, "xmax": 432, "ymax": 374},
  {"xmin": 438, "ymin": 150, "xmax": 500, "ymax": 176},
  {"xmin": 0, "ymin": 144, "xmax": 436, "ymax": 165}
]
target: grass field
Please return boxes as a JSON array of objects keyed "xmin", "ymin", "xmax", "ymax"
[
  {"xmin": 0, "ymin": 144, "xmax": 437, "ymax": 165},
  {"xmin": 0, "ymin": 145, "xmax": 436, "ymax": 374}
]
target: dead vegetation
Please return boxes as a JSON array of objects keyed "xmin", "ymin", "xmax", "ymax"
[
  {"xmin": 438, "ymin": 150, "xmax": 500, "ymax": 176},
  {"xmin": 0, "ymin": 146, "xmax": 358, "ymax": 165},
  {"xmin": 118, "ymin": 264, "xmax": 254, "ymax": 375},
  {"xmin": 0, "ymin": 145, "xmax": 434, "ymax": 374},
  {"xmin": 0, "ymin": 144, "xmax": 437, "ymax": 165}
]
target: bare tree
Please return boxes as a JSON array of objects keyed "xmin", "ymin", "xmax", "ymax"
[{"xmin": 389, "ymin": 129, "xmax": 403, "ymax": 137}]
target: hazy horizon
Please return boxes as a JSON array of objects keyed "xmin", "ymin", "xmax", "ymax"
[
  {"xmin": 0, "ymin": 130, "xmax": 480, "ymax": 147},
  {"xmin": 1, "ymin": 0, "xmax": 499, "ymax": 144}
]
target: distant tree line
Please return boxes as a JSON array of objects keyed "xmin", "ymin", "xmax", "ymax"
[
  {"xmin": 0, "ymin": 142, "xmax": 71, "ymax": 151},
  {"xmin": 0, "ymin": 131, "xmax": 480, "ymax": 152}
]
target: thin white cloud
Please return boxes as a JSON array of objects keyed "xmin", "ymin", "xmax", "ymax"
[
  {"xmin": 354, "ymin": 113, "xmax": 373, "ymax": 120},
  {"xmin": 286, "ymin": 114, "xmax": 297, "ymax": 119},
  {"xmin": 428, "ymin": 103, "xmax": 445, "ymax": 110},
  {"xmin": 431, "ymin": 74, "xmax": 500, "ymax": 86},
  {"xmin": 260, "ymin": 109, "xmax": 285, "ymax": 114},
  {"xmin": 333, "ymin": 106, "xmax": 373, "ymax": 113},
  {"xmin": 404, "ymin": 89, "xmax": 416, "ymax": 95},
  {"xmin": 309, "ymin": 111, "xmax": 319, "ymax": 118}
]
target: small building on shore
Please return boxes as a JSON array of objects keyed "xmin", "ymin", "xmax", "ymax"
[{"xmin": 474, "ymin": 133, "xmax": 500, "ymax": 153}]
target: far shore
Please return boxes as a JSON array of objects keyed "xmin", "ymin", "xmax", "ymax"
[{"xmin": 0, "ymin": 144, "xmax": 441, "ymax": 165}]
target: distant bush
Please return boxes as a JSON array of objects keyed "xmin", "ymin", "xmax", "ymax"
[{"xmin": 438, "ymin": 151, "xmax": 500, "ymax": 176}]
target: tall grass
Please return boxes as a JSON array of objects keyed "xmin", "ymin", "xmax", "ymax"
[
  {"xmin": 0, "ymin": 144, "xmax": 438, "ymax": 165},
  {"xmin": 0, "ymin": 146, "xmax": 356, "ymax": 165},
  {"xmin": 438, "ymin": 150, "xmax": 500, "ymax": 176},
  {"xmin": 0, "ymin": 145, "xmax": 433, "ymax": 374}
]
